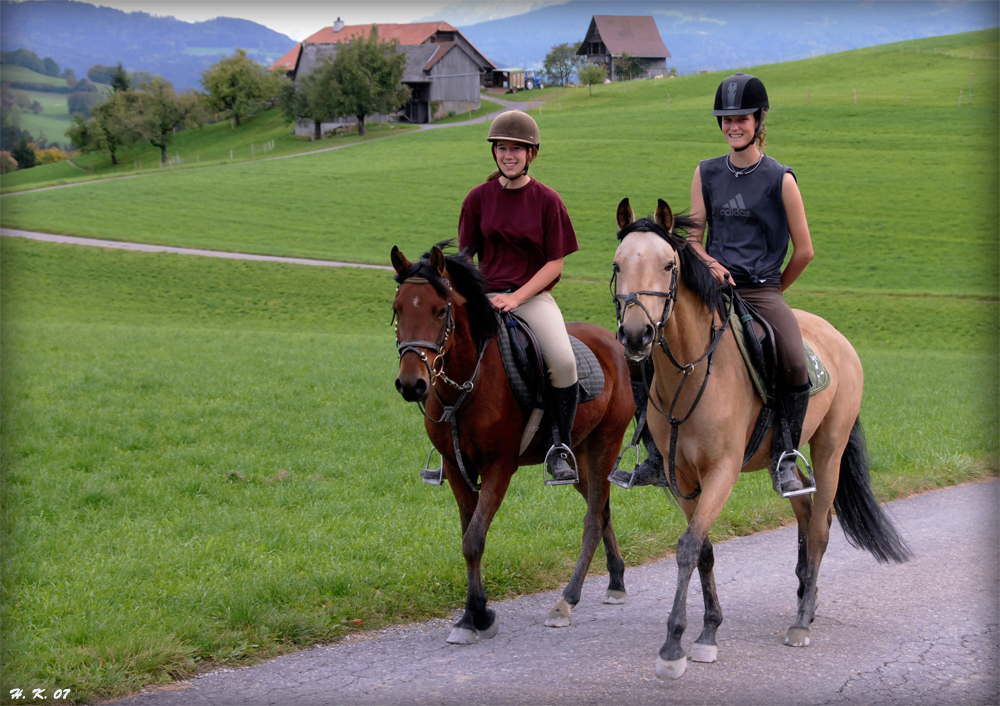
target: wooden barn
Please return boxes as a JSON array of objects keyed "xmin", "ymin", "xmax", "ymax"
[
  {"xmin": 576, "ymin": 15, "xmax": 671, "ymax": 80},
  {"xmin": 272, "ymin": 19, "xmax": 495, "ymax": 135}
]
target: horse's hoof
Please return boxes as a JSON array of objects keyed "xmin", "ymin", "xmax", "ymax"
[
  {"xmin": 603, "ymin": 589, "xmax": 627, "ymax": 605},
  {"xmin": 784, "ymin": 627, "xmax": 811, "ymax": 647},
  {"xmin": 689, "ymin": 642, "xmax": 718, "ymax": 663},
  {"xmin": 446, "ymin": 627, "xmax": 479, "ymax": 645},
  {"xmin": 655, "ymin": 655, "xmax": 687, "ymax": 680},
  {"xmin": 478, "ymin": 618, "xmax": 499, "ymax": 640},
  {"xmin": 544, "ymin": 598, "xmax": 572, "ymax": 628}
]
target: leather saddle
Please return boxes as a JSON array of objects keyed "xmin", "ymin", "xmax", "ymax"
[{"xmin": 496, "ymin": 312, "xmax": 604, "ymax": 410}]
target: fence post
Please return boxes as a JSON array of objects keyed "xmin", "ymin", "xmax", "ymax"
[{"xmin": 853, "ymin": 88, "xmax": 857, "ymax": 105}]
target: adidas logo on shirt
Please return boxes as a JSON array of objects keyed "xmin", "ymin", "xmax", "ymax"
[{"xmin": 720, "ymin": 194, "xmax": 751, "ymax": 217}]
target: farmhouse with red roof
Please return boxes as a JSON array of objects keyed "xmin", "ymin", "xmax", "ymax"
[{"xmin": 272, "ymin": 18, "xmax": 496, "ymax": 134}]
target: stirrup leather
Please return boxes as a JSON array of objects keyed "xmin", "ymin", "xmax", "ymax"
[
  {"xmin": 544, "ymin": 443, "xmax": 579, "ymax": 485},
  {"xmin": 775, "ymin": 449, "xmax": 816, "ymax": 498}
]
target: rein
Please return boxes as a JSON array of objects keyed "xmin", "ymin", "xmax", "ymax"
[
  {"xmin": 394, "ymin": 276, "xmax": 489, "ymax": 493},
  {"xmin": 610, "ymin": 237, "xmax": 733, "ymax": 501}
]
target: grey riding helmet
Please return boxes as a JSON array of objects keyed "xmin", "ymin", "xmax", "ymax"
[{"xmin": 712, "ymin": 73, "xmax": 769, "ymax": 149}]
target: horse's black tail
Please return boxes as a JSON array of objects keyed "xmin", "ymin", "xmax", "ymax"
[{"xmin": 833, "ymin": 418, "xmax": 914, "ymax": 564}]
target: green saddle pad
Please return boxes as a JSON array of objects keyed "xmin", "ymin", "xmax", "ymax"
[{"xmin": 730, "ymin": 308, "xmax": 831, "ymax": 402}]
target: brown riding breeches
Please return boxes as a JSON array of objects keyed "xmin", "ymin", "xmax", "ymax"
[{"xmin": 736, "ymin": 285, "xmax": 810, "ymax": 388}]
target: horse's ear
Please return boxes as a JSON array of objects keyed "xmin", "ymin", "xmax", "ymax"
[
  {"xmin": 391, "ymin": 245, "xmax": 411, "ymax": 275},
  {"xmin": 655, "ymin": 199, "xmax": 674, "ymax": 232},
  {"xmin": 429, "ymin": 246, "xmax": 447, "ymax": 277},
  {"xmin": 616, "ymin": 198, "xmax": 635, "ymax": 230}
]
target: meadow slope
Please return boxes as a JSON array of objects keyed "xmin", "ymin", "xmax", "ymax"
[{"xmin": 0, "ymin": 31, "xmax": 997, "ymax": 703}]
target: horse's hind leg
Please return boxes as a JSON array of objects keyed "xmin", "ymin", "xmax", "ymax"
[
  {"xmin": 601, "ymin": 497, "xmax": 627, "ymax": 605},
  {"xmin": 689, "ymin": 538, "xmax": 723, "ymax": 663},
  {"xmin": 785, "ymin": 438, "xmax": 839, "ymax": 647}
]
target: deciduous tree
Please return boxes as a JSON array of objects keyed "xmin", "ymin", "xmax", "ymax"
[
  {"xmin": 543, "ymin": 42, "xmax": 582, "ymax": 87},
  {"xmin": 282, "ymin": 58, "xmax": 343, "ymax": 140},
  {"xmin": 67, "ymin": 89, "xmax": 141, "ymax": 165},
  {"xmin": 577, "ymin": 62, "xmax": 607, "ymax": 96},
  {"xmin": 134, "ymin": 78, "xmax": 203, "ymax": 164},
  {"xmin": 200, "ymin": 48, "xmax": 284, "ymax": 126},
  {"xmin": 325, "ymin": 25, "xmax": 409, "ymax": 136}
]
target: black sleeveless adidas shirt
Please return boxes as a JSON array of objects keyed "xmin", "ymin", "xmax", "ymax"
[{"xmin": 700, "ymin": 153, "xmax": 795, "ymax": 288}]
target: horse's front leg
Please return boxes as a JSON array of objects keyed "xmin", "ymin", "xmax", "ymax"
[
  {"xmin": 447, "ymin": 463, "xmax": 513, "ymax": 645},
  {"xmin": 689, "ymin": 538, "xmax": 723, "ymax": 663},
  {"xmin": 657, "ymin": 473, "xmax": 735, "ymax": 680},
  {"xmin": 657, "ymin": 525, "xmax": 703, "ymax": 679}
]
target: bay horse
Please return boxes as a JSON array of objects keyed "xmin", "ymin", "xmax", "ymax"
[
  {"xmin": 611, "ymin": 198, "xmax": 912, "ymax": 680},
  {"xmin": 391, "ymin": 242, "xmax": 635, "ymax": 644}
]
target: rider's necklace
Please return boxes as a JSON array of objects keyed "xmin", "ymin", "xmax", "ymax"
[{"xmin": 726, "ymin": 153, "xmax": 763, "ymax": 178}]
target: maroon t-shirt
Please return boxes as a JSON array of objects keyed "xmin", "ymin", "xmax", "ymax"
[{"xmin": 458, "ymin": 178, "xmax": 579, "ymax": 292}]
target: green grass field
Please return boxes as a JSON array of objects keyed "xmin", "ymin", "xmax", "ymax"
[{"xmin": 1, "ymin": 31, "xmax": 998, "ymax": 703}]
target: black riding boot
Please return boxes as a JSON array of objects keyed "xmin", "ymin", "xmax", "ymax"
[
  {"xmin": 769, "ymin": 383, "xmax": 815, "ymax": 498},
  {"xmin": 545, "ymin": 383, "xmax": 579, "ymax": 485},
  {"xmin": 629, "ymin": 378, "xmax": 667, "ymax": 487}
]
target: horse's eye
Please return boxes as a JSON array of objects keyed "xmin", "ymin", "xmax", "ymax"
[
  {"xmin": 436, "ymin": 308, "xmax": 447, "ymax": 319},
  {"xmin": 612, "ymin": 262, "xmax": 620, "ymax": 273},
  {"xmin": 665, "ymin": 261, "xmax": 675, "ymax": 271}
]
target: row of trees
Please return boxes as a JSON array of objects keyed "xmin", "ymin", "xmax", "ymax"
[
  {"xmin": 67, "ymin": 75, "xmax": 204, "ymax": 166},
  {"xmin": 67, "ymin": 27, "xmax": 412, "ymax": 166}
]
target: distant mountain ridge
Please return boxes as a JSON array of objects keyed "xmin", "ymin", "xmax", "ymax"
[
  {"xmin": 0, "ymin": 0, "xmax": 296, "ymax": 89},
  {"xmin": 1, "ymin": 0, "xmax": 997, "ymax": 91},
  {"xmin": 455, "ymin": 0, "xmax": 999, "ymax": 74}
]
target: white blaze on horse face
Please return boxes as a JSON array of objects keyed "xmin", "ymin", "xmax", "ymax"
[{"xmin": 412, "ymin": 295, "xmax": 421, "ymax": 309}]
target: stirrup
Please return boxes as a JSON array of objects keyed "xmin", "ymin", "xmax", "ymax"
[
  {"xmin": 419, "ymin": 447, "xmax": 445, "ymax": 486},
  {"xmin": 608, "ymin": 442, "xmax": 641, "ymax": 489},
  {"xmin": 543, "ymin": 443, "xmax": 579, "ymax": 486},
  {"xmin": 775, "ymin": 449, "xmax": 816, "ymax": 498}
]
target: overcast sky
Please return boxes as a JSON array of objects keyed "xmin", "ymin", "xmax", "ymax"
[{"xmin": 87, "ymin": 1, "xmax": 563, "ymax": 40}]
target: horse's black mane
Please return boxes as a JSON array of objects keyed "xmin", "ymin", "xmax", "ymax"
[
  {"xmin": 619, "ymin": 214, "xmax": 722, "ymax": 313},
  {"xmin": 393, "ymin": 239, "xmax": 500, "ymax": 344}
]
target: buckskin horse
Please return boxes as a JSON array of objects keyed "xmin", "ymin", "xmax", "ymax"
[
  {"xmin": 610, "ymin": 198, "xmax": 911, "ymax": 680},
  {"xmin": 391, "ymin": 243, "xmax": 635, "ymax": 644}
]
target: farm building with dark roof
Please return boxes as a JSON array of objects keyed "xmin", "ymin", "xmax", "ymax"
[{"xmin": 576, "ymin": 15, "xmax": 671, "ymax": 80}]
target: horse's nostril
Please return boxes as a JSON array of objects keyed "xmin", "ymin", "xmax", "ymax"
[{"xmin": 395, "ymin": 378, "xmax": 404, "ymax": 394}]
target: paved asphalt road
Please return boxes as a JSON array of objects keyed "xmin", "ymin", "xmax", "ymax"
[{"xmin": 109, "ymin": 480, "xmax": 999, "ymax": 706}]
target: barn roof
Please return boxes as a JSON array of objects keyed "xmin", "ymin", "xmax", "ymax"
[
  {"xmin": 304, "ymin": 21, "xmax": 458, "ymax": 45},
  {"xmin": 578, "ymin": 15, "xmax": 671, "ymax": 58},
  {"xmin": 271, "ymin": 21, "xmax": 494, "ymax": 74}
]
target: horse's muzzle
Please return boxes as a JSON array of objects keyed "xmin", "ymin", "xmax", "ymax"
[
  {"xmin": 617, "ymin": 322, "xmax": 655, "ymax": 362},
  {"xmin": 395, "ymin": 373, "xmax": 429, "ymax": 403}
]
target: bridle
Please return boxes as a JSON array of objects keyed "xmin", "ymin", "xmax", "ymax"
[
  {"xmin": 610, "ymin": 257, "xmax": 679, "ymax": 346},
  {"xmin": 610, "ymin": 232, "xmax": 733, "ymax": 501},
  {"xmin": 392, "ymin": 274, "xmax": 490, "ymax": 492},
  {"xmin": 393, "ymin": 277, "xmax": 466, "ymax": 392}
]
